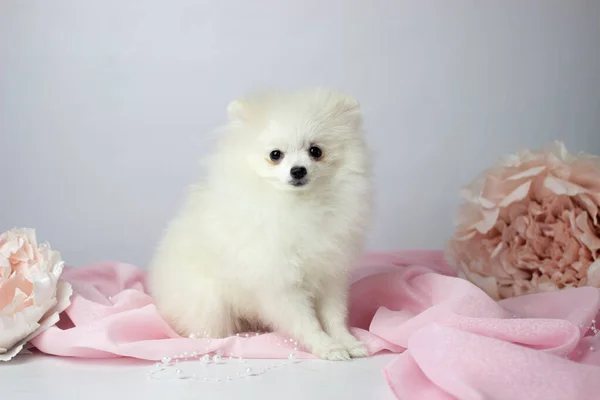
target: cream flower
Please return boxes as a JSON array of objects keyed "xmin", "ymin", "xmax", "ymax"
[
  {"xmin": 0, "ymin": 228, "xmax": 72, "ymax": 361},
  {"xmin": 446, "ymin": 141, "xmax": 600, "ymax": 300}
]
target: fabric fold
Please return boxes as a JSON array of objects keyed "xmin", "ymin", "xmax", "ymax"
[{"xmin": 31, "ymin": 251, "xmax": 600, "ymax": 399}]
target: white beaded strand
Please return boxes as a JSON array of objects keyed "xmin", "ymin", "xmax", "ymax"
[
  {"xmin": 146, "ymin": 332, "xmax": 300, "ymax": 383},
  {"xmin": 591, "ymin": 319, "xmax": 599, "ymax": 336}
]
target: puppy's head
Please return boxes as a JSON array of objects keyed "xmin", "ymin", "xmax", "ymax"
[{"xmin": 225, "ymin": 88, "xmax": 366, "ymax": 192}]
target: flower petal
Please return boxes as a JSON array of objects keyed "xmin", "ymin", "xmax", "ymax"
[
  {"xmin": 506, "ymin": 165, "xmax": 546, "ymax": 181},
  {"xmin": 471, "ymin": 208, "xmax": 501, "ymax": 234},
  {"xmin": 498, "ymin": 181, "xmax": 532, "ymax": 208},
  {"xmin": 544, "ymin": 176, "xmax": 589, "ymax": 196},
  {"xmin": 574, "ymin": 213, "xmax": 600, "ymax": 253}
]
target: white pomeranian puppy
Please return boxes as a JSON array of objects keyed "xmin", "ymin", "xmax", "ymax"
[{"xmin": 149, "ymin": 88, "xmax": 373, "ymax": 360}]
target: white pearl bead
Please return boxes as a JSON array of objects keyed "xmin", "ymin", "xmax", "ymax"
[
  {"xmin": 288, "ymin": 353, "xmax": 296, "ymax": 361},
  {"xmin": 161, "ymin": 356, "xmax": 171, "ymax": 364},
  {"xmin": 212, "ymin": 354, "xmax": 222, "ymax": 363},
  {"xmin": 188, "ymin": 333, "xmax": 196, "ymax": 339},
  {"xmin": 200, "ymin": 354, "xmax": 210, "ymax": 363},
  {"xmin": 246, "ymin": 367, "xmax": 252, "ymax": 374}
]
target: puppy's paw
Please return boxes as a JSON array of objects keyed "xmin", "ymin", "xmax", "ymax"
[
  {"xmin": 313, "ymin": 343, "xmax": 351, "ymax": 361},
  {"xmin": 321, "ymin": 348, "xmax": 351, "ymax": 361},
  {"xmin": 346, "ymin": 342, "xmax": 369, "ymax": 358},
  {"xmin": 336, "ymin": 334, "xmax": 369, "ymax": 358}
]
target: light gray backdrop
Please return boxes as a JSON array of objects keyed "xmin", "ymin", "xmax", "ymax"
[{"xmin": 2, "ymin": 0, "xmax": 599, "ymax": 267}]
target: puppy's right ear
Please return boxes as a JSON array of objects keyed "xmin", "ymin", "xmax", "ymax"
[{"xmin": 227, "ymin": 99, "xmax": 248, "ymax": 122}]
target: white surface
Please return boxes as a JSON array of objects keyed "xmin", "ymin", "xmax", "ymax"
[
  {"xmin": 2, "ymin": 353, "xmax": 398, "ymax": 400},
  {"xmin": 2, "ymin": 1, "xmax": 600, "ymax": 267}
]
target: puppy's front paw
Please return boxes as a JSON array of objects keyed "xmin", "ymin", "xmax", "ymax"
[
  {"xmin": 313, "ymin": 342, "xmax": 351, "ymax": 361},
  {"xmin": 345, "ymin": 342, "xmax": 369, "ymax": 358},
  {"xmin": 336, "ymin": 333, "xmax": 369, "ymax": 358}
]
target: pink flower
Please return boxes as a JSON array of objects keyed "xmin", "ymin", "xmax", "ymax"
[
  {"xmin": 0, "ymin": 228, "xmax": 72, "ymax": 361},
  {"xmin": 446, "ymin": 141, "xmax": 600, "ymax": 300}
]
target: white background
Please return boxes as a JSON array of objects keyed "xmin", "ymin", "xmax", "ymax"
[{"xmin": 2, "ymin": 0, "xmax": 599, "ymax": 268}]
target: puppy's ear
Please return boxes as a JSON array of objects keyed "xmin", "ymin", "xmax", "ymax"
[
  {"xmin": 330, "ymin": 93, "xmax": 362, "ymax": 128},
  {"xmin": 227, "ymin": 99, "xmax": 249, "ymax": 122},
  {"xmin": 334, "ymin": 94, "xmax": 360, "ymax": 115}
]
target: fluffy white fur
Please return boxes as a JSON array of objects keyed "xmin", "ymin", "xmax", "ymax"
[{"xmin": 148, "ymin": 88, "xmax": 373, "ymax": 361}]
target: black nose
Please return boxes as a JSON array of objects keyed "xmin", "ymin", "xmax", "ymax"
[{"xmin": 290, "ymin": 166, "xmax": 307, "ymax": 179}]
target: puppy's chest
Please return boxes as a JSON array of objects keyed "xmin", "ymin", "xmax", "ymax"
[
  {"xmin": 229, "ymin": 198, "xmax": 347, "ymax": 263},
  {"xmin": 263, "ymin": 203, "xmax": 339, "ymax": 246}
]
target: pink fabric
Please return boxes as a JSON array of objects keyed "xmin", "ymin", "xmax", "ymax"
[{"xmin": 32, "ymin": 251, "xmax": 600, "ymax": 400}]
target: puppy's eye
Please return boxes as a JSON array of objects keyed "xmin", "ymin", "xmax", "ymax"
[
  {"xmin": 309, "ymin": 146, "xmax": 322, "ymax": 160},
  {"xmin": 269, "ymin": 150, "xmax": 283, "ymax": 161}
]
